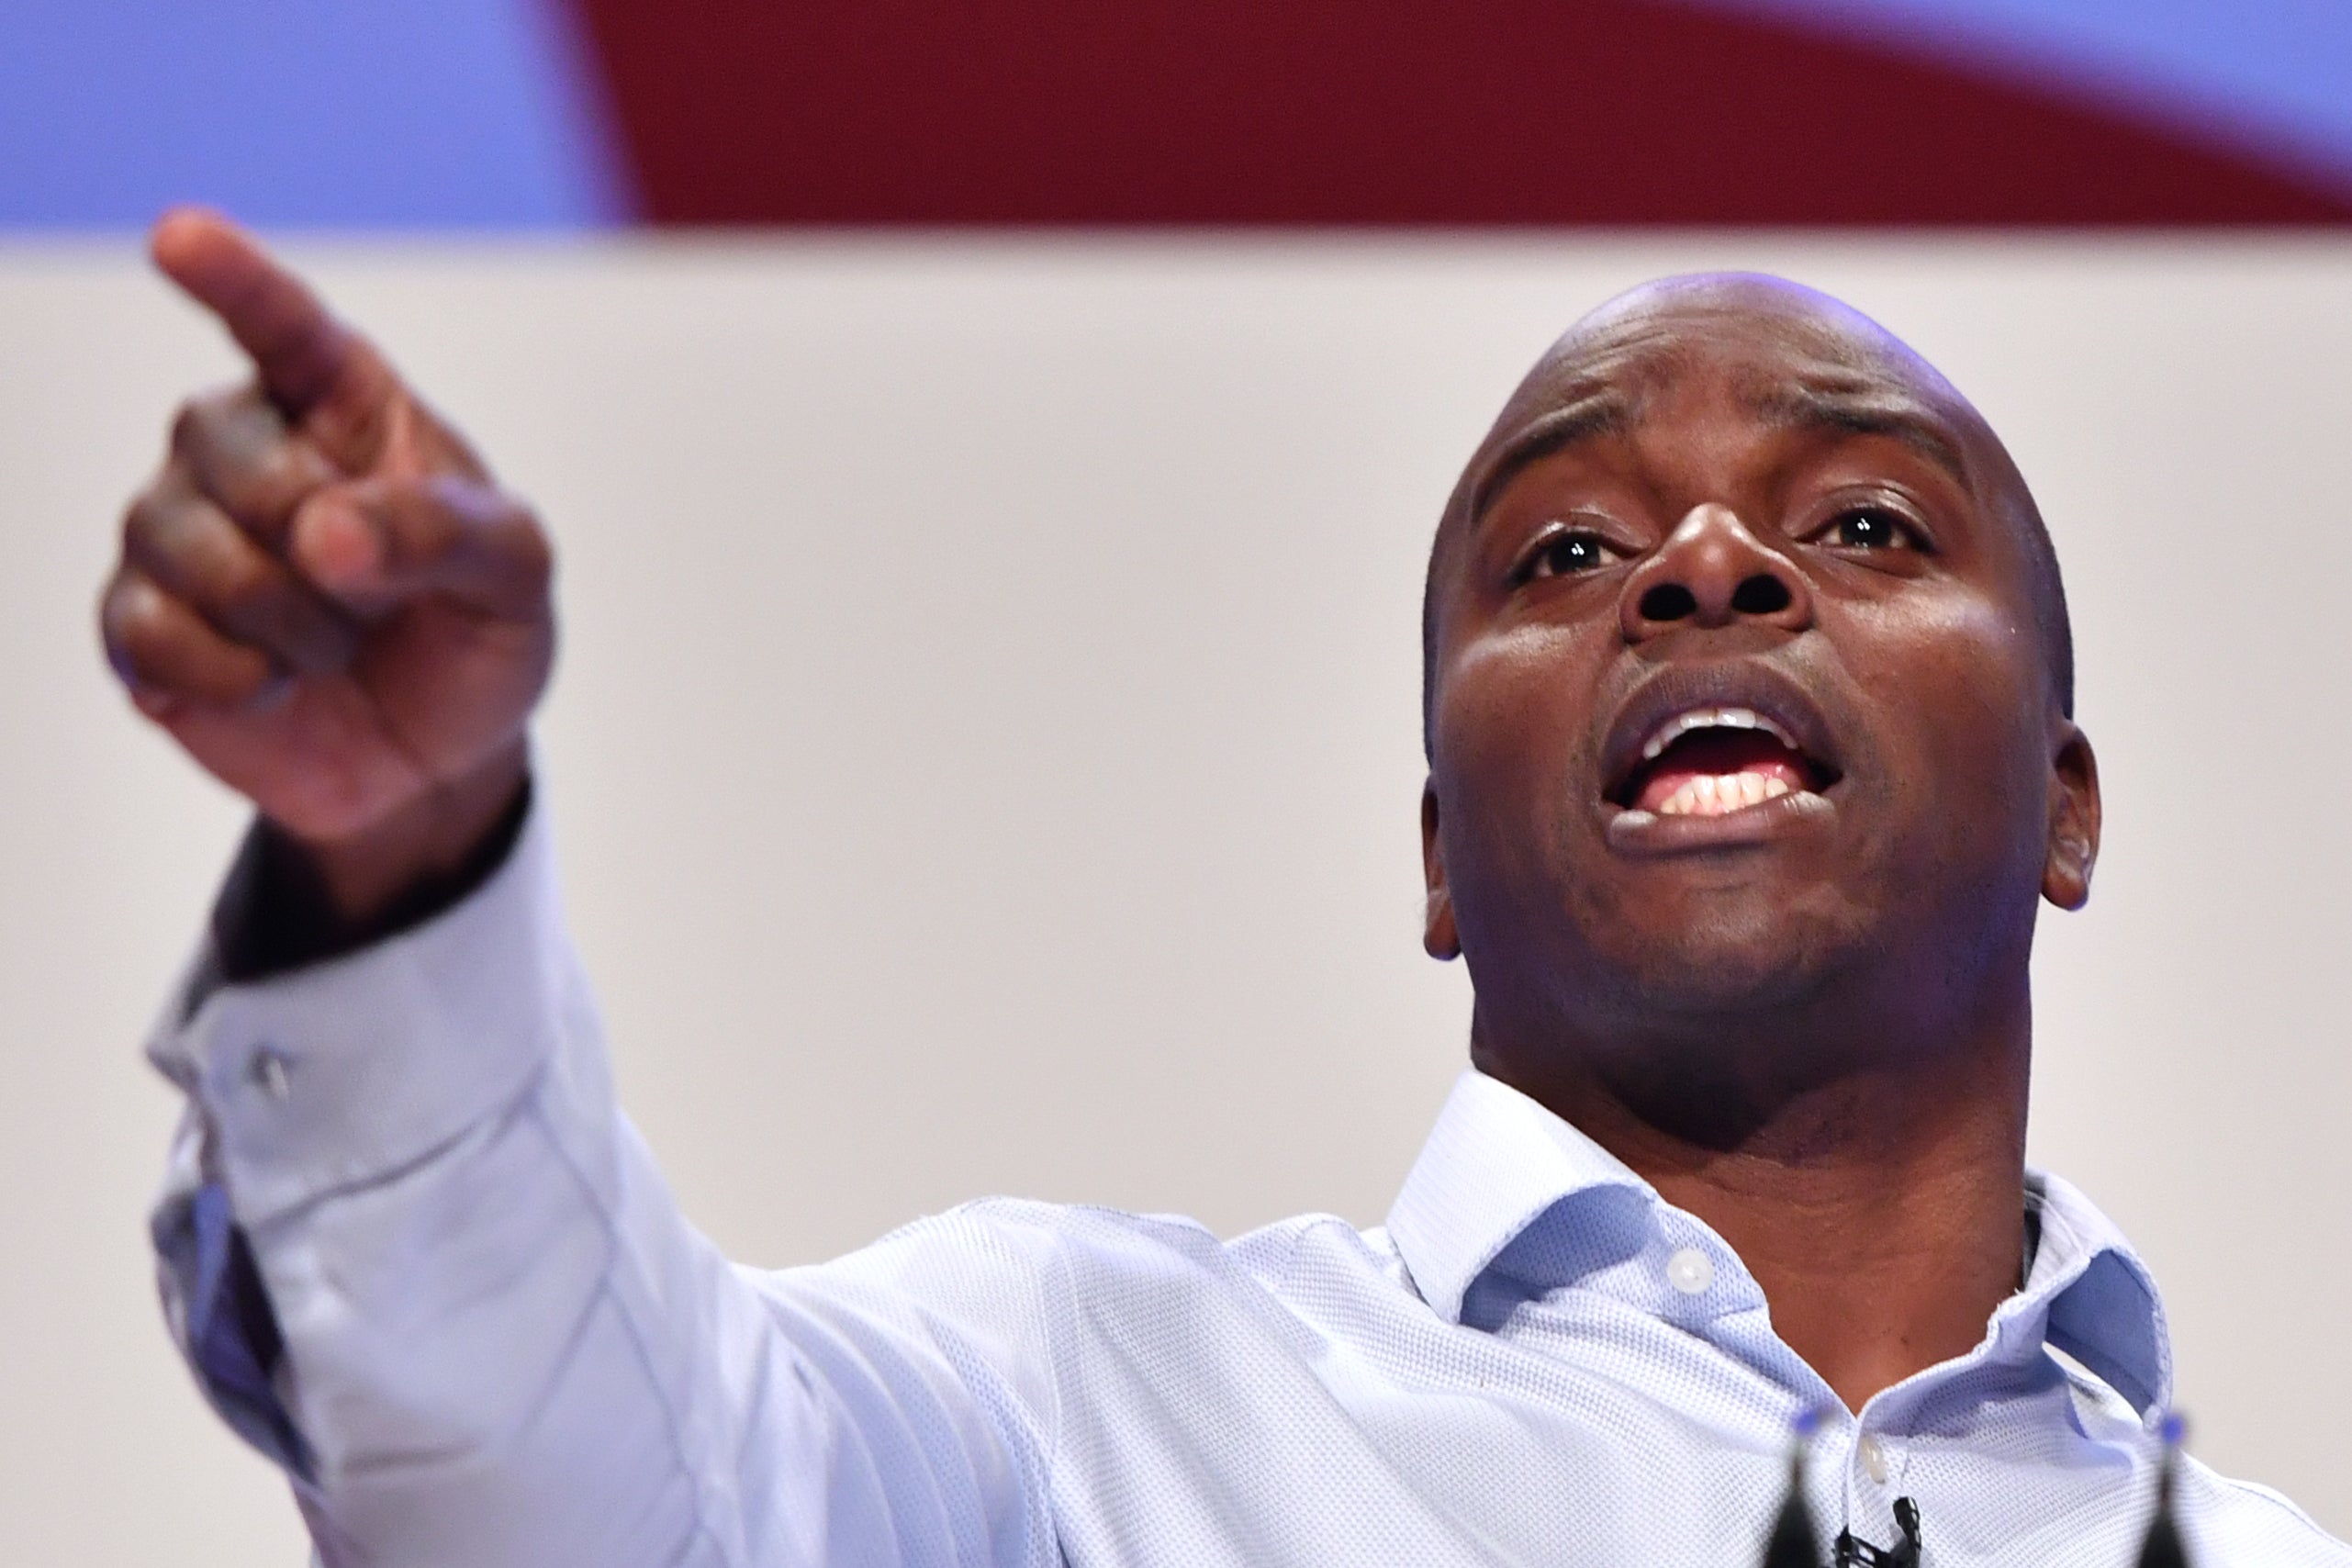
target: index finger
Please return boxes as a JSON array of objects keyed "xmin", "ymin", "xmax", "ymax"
[{"xmin": 150, "ymin": 207, "xmax": 397, "ymax": 467}]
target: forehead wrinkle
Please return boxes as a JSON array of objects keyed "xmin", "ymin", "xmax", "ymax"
[
  {"xmin": 1745, "ymin": 377, "xmax": 1975, "ymax": 493},
  {"xmin": 1464, "ymin": 387, "xmax": 1638, "ymax": 526},
  {"xmin": 1465, "ymin": 297, "xmax": 1937, "ymax": 510}
]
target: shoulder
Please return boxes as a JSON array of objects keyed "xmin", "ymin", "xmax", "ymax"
[
  {"xmin": 783, "ymin": 1199, "xmax": 1404, "ymax": 1327},
  {"xmin": 2179, "ymin": 1458, "xmax": 2352, "ymax": 1564}
]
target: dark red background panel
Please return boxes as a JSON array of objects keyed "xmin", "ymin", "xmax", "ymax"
[{"xmin": 567, "ymin": 0, "xmax": 2352, "ymax": 225}]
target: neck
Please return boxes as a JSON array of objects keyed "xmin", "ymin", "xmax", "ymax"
[{"xmin": 1473, "ymin": 979, "xmax": 2032, "ymax": 1414}]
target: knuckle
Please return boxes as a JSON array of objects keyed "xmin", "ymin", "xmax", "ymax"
[
  {"xmin": 95, "ymin": 574, "xmax": 134, "ymax": 650},
  {"xmin": 166, "ymin": 387, "xmax": 235, "ymax": 456},
  {"xmin": 461, "ymin": 487, "xmax": 554, "ymax": 582},
  {"xmin": 121, "ymin": 473, "xmax": 203, "ymax": 549},
  {"xmin": 249, "ymin": 445, "xmax": 311, "ymax": 506},
  {"xmin": 106, "ymin": 588, "xmax": 173, "ymax": 670},
  {"xmin": 502, "ymin": 506, "xmax": 554, "ymax": 588},
  {"xmin": 121, "ymin": 487, "xmax": 220, "ymax": 583},
  {"xmin": 209, "ymin": 555, "xmax": 285, "ymax": 624},
  {"xmin": 115, "ymin": 616, "xmax": 168, "ymax": 670},
  {"xmin": 119, "ymin": 490, "xmax": 166, "ymax": 554},
  {"xmin": 215, "ymin": 448, "xmax": 308, "ymax": 525},
  {"xmin": 173, "ymin": 385, "xmax": 319, "ymax": 517}
]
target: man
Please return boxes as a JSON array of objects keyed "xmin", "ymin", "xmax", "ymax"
[{"xmin": 102, "ymin": 207, "xmax": 2346, "ymax": 1565}]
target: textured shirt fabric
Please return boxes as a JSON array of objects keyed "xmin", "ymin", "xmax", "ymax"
[{"xmin": 147, "ymin": 802, "xmax": 2348, "ymax": 1567}]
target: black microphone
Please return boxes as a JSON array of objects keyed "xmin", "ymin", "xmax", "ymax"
[
  {"xmin": 1753, "ymin": 1405, "xmax": 1918, "ymax": 1568},
  {"xmin": 1759, "ymin": 1409, "xmax": 1925, "ymax": 1568},
  {"xmin": 1760, "ymin": 1414, "xmax": 1822, "ymax": 1568},
  {"xmin": 1754, "ymin": 1410, "xmax": 2199, "ymax": 1568},
  {"xmin": 2134, "ymin": 1415, "xmax": 2191, "ymax": 1568},
  {"xmin": 1833, "ymin": 1496, "xmax": 1921, "ymax": 1567}
]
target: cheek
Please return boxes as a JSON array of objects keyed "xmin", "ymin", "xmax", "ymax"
[
  {"xmin": 1431, "ymin": 622, "xmax": 1618, "ymax": 917},
  {"xmin": 1842, "ymin": 591, "xmax": 2050, "ymax": 855},
  {"xmin": 1433, "ymin": 623, "xmax": 1608, "ymax": 810}
]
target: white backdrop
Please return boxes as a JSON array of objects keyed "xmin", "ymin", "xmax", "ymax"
[{"xmin": 2, "ymin": 234, "xmax": 2347, "ymax": 1562}]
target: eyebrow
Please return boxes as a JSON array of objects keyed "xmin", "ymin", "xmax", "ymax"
[
  {"xmin": 1465, "ymin": 389, "xmax": 1634, "ymax": 524},
  {"xmin": 1750, "ymin": 383, "xmax": 1974, "ymax": 491},
  {"xmin": 1464, "ymin": 375, "xmax": 1974, "ymax": 533}
]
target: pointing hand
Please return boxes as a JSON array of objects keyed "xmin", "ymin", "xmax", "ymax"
[{"xmin": 100, "ymin": 208, "xmax": 555, "ymax": 917}]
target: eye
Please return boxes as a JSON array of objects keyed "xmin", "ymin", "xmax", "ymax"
[
  {"xmin": 1517, "ymin": 529, "xmax": 1622, "ymax": 583},
  {"xmin": 1820, "ymin": 504, "xmax": 1923, "ymax": 551}
]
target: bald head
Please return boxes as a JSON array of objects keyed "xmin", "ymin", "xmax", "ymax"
[{"xmin": 1421, "ymin": 274, "xmax": 2072, "ymax": 756}]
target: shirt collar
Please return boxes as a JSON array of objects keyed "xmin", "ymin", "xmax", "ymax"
[
  {"xmin": 2007, "ymin": 1168, "xmax": 2175, "ymax": 1416},
  {"xmin": 1387, "ymin": 1070, "xmax": 1653, "ymax": 1325},
  {"xmin": 1387, "ymin": 1070, "xmax": 2174, "ymax": 1417}
]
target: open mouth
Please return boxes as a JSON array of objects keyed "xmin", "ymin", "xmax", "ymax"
[{"xmin": 1608, "ymin": 706, "xmax": 1840, "ymax": 819}]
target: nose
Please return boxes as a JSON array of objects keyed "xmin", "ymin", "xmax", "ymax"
[{"xmin": 1618, "ymin": 503, "xmax": 1813, "ymax": 644}]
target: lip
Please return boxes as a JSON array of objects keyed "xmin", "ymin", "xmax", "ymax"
[
  {"xmin": 1595, "ymin": 661, "xmax": 1847, "ymax": 829},
  {"xmin": 1604, "ymin": 783, "xmax": 1838, "ymax": 856}
]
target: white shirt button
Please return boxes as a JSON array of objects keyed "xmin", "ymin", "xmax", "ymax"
[
  {"xmin": 249, "ymin": 1046, "xmax": 292, "ymax": 1101},
  {"xmin": 1857, "ymin": 1432, "xmax": 1890, "ymax": 1484},
  {"xmin": 1664, "ymin": 1246, "xmax": 1714, "ymax": 1295}
]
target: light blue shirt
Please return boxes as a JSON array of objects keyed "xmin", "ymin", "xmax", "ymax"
[{"xmin": 147, "ymin": 804, "xmax": 2348, "ymax": 1566}]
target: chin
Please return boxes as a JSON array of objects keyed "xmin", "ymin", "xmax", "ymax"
[{"xmin": 1590, "ymin": 883, "xmax": 1876, "ymax": 1018}]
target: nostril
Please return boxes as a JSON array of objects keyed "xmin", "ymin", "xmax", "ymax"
[
  {"xmin": 1730, "ymin": 575, "xmax": 1792, "ymax": 615},
  {"xmin": 1639, "ymin": 584, "xmax": 1698, "ymax": 622}
]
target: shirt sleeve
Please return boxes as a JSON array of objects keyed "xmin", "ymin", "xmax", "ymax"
[{"xmin": 145, "ymin": 799, "xmax": 1064, "ymax": 1568}]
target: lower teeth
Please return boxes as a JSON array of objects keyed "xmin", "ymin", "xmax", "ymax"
[{"xmin": 1653, "ymin": 774, "xmax": 1794, "ymax": 817}]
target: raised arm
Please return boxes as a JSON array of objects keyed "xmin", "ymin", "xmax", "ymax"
[{"xmin": 104, "ymin": 215, "xmax": 1059, "ymax": 1568}]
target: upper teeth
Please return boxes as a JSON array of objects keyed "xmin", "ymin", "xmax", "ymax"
[{"xmin": 1639, "ymin": 706, "xmax": 1798, "ymax": 761}]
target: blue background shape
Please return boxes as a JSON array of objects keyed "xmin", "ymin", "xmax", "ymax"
[
  {"xmin": 1, "ymin": 0, "xmax": 2349, "ymax": 227},
  {"xmin": 1691, "ymin": 0, "xmax": 2352, "ymax": 194},
  {"xmin": 0, "ymin": 0, "xmax": 629, "ymax": 228}
]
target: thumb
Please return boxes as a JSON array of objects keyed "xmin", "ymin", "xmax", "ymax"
[{"xmin": 289, "ymin": 476, "xmax": 554, "ymax": 623}]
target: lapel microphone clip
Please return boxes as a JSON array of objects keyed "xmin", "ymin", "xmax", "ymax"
[{"xmin": 1756, "ymin": 1409, "xmax": 2196, "ymax": 1567}]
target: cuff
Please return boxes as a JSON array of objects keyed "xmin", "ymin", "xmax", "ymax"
[
  {"xmin": 205, "ymin": 775, "xmax": 533, "ymax": 987},
  {"xmin": 146, "ymin": 792, "xmax": 574, "ymax": 1228}
]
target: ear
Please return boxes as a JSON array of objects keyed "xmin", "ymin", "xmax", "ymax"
[
  {"xmin": 2042, "ymin": 722, "xmax": 2100, "ymax": 911},
  {"xmin": 1421, "ymin": 781, "xmax": 1461, "ymax": 959}
]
